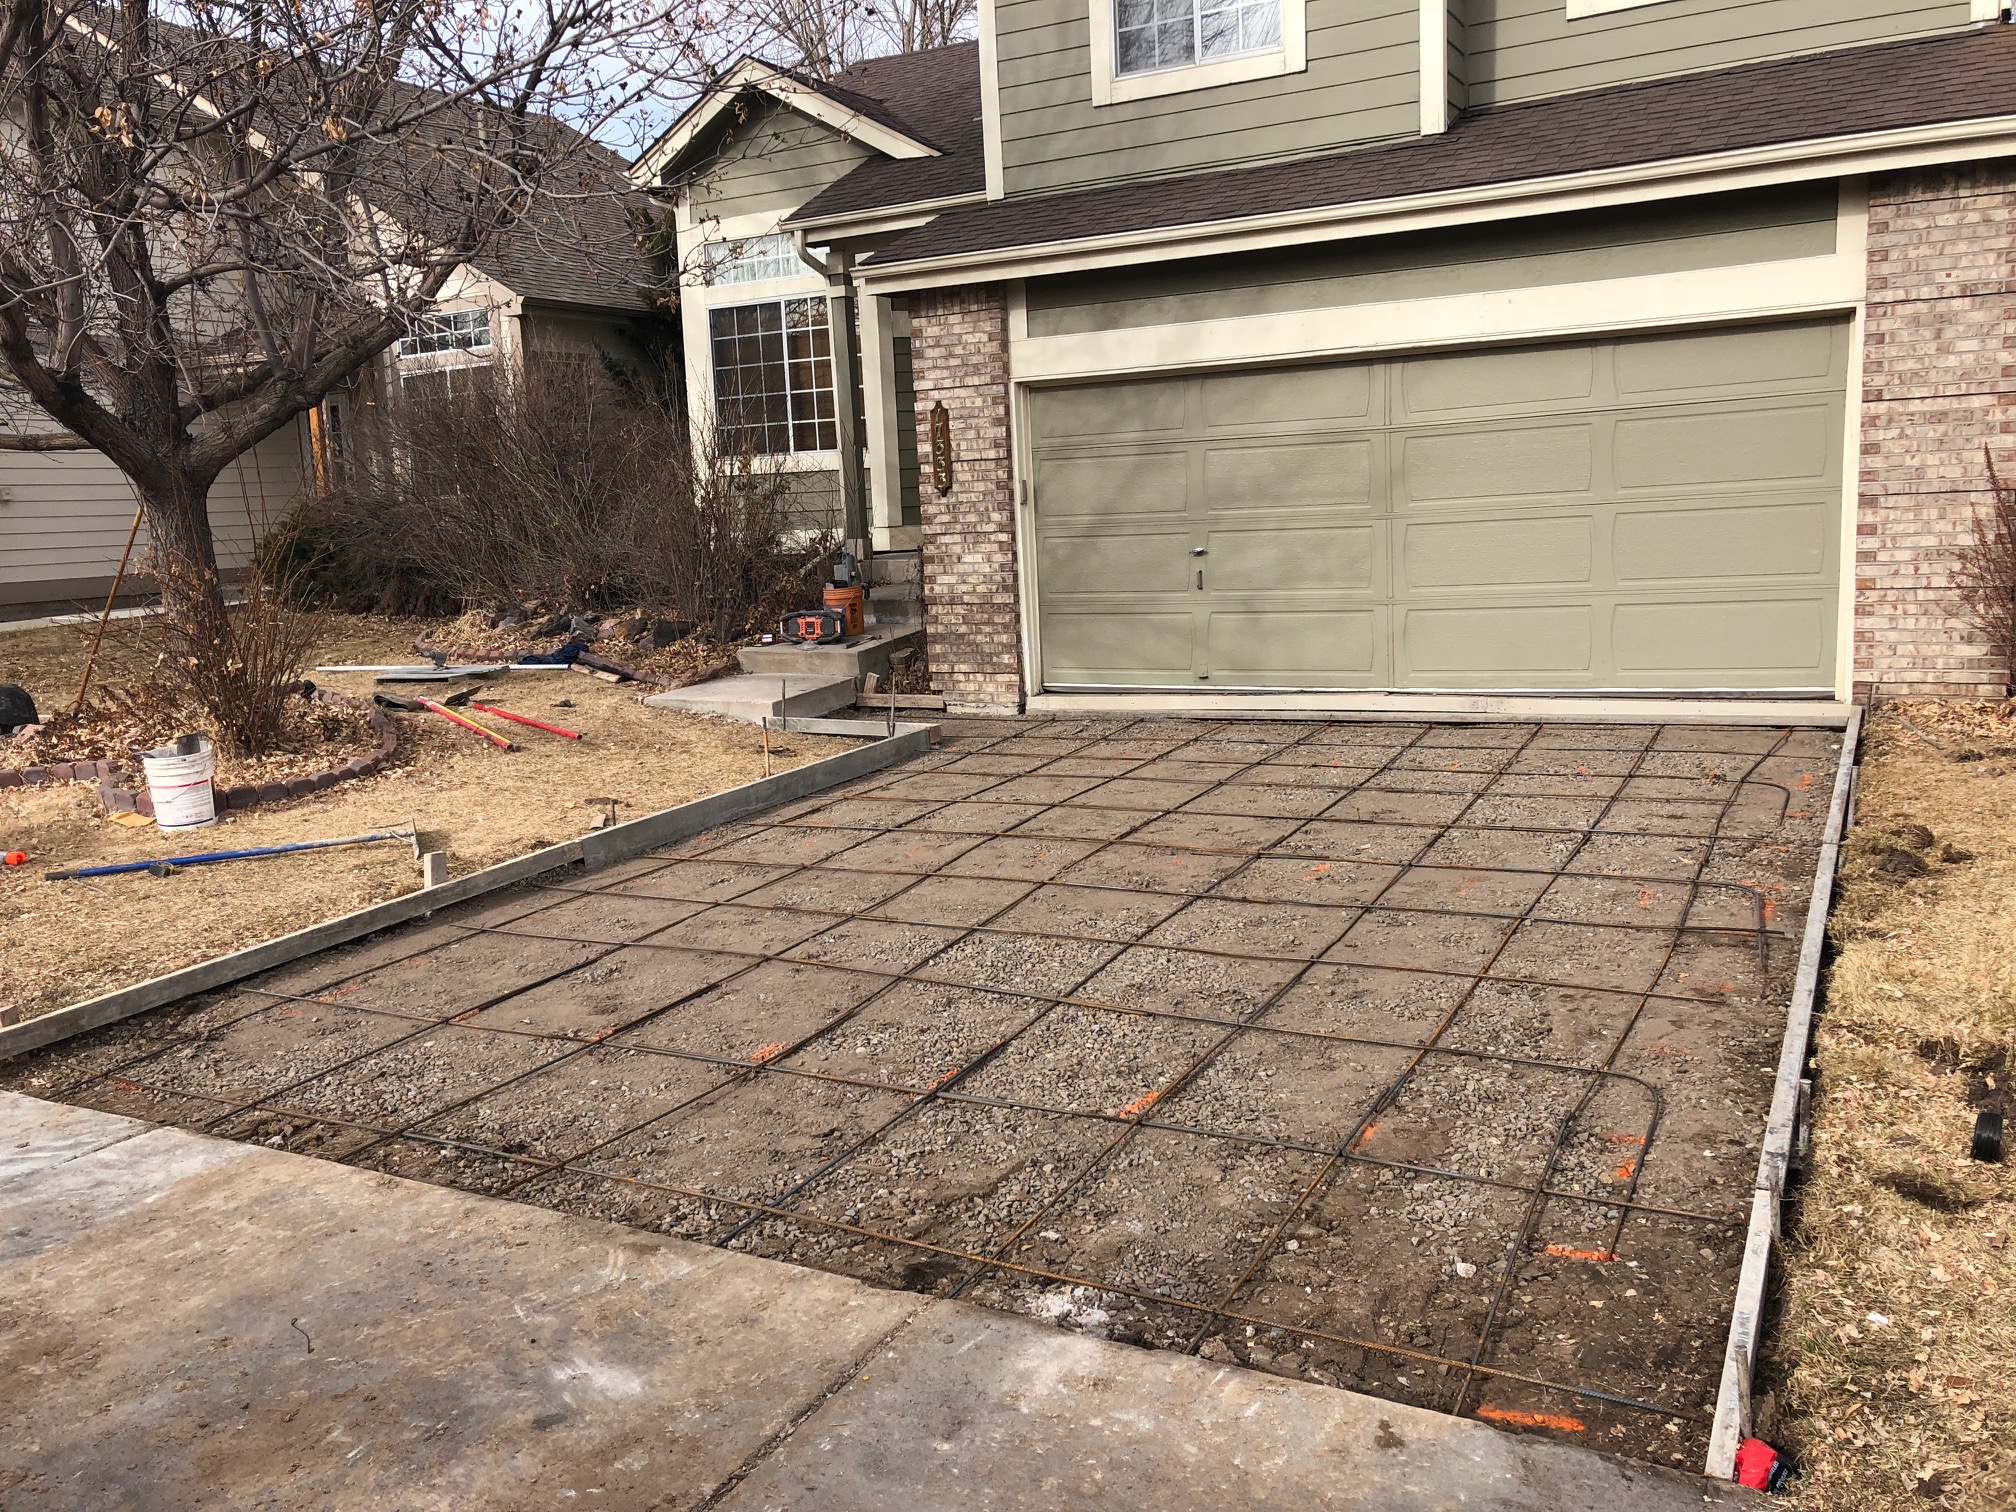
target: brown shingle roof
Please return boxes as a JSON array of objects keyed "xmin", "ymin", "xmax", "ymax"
[
  {"xmin": 783, "ymin": 42, "xmax": 986, "ymax": 222},
  {"xmin": 866, "ymin": 25, "xmax": 2016, "ymax": 267}
]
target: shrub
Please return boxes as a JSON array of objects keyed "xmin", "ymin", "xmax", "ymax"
[
  {"xmin": 291, "ymin": 358, "xmax": 833, "ymax": 637},
  {"xmin": 1959, "ymin": 448, "xmax": 2016, "ymax": 696}
]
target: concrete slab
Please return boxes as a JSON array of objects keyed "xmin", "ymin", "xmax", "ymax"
[
  {"xmin": 0, "ymin": 1091, "xmax": 921, "ymax": 1512},
  {"xmin": 0, "ymin": 1094, "xmax": 143, "ymax": 1185},
  {"xmin": 0, "ymin": 1092, "xmax": 1744, "ymax": 1512},
  {"xmin": 737, "ymin": 625, "xmax": 922, "ymax": 679},
  {"xmin": 712, "ymin": 1306, "xmax": 1743, "ymax": 1512},
  {"xmin": 645, "ymin": 673, "xmax": 856, "ymax": 724}
]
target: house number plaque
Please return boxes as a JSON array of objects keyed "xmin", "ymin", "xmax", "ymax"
[{"xmin": 929, "ymin": 401, "xmax": 953, "ymax": 495}]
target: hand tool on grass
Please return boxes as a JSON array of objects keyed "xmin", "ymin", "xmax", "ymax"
[
  {"xmin": 373, "ymin": 690, "xmax": 518, "ymax": 750},
  {"xmin": 45, "ymin": 821, "xmax": 419, "ymax": 880},
  {"xmin": 435, "ymin": 687, "xmax": 582, "ymax": 739}
]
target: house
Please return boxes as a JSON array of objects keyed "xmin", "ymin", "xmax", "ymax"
[{"xmin": 639, "ymin": 5, "xmax": 2016, "ymax": 713}]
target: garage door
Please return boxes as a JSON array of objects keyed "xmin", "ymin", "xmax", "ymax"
[{"xmin": 1029, "ymin": 318, "xmax": 1846, "ymax": 692}]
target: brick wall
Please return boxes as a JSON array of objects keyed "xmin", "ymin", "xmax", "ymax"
[
  {"xmin": 1858, "ymin": 162, "xmax": 2016, "ymax": 698},
  {"xmin": 908, "ymin": 284, "xmax": 1024, "ymax": 713}
]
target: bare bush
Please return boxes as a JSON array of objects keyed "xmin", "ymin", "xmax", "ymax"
[
  {"xmin": 292, "ymin": 359, "xmax": 832, "ymax": 639},
  {"xmin": 149, "ymin": 551, "xmax": 327, "ymax": 758},
  {"xmin": 1958, "ymin": 448, "xmax": 2016, "ymax": 695}
]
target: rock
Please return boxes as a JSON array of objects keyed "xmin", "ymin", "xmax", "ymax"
[
  {"xmin": 0, "ymin": 683, "xmax": 38, "ymax": 732},
  {"xmin": 612, "ymin": 617, "xmax": 651, "ymax": 643},
  {"xmin": 490, "ymin": 603, "xmax": 529, "ymax": 629},
  {"xmin": 652, "ymin": 618, "xmax": 698, "ymax": 648},
  {"xmin": 1875, "ymin": 847, "xmax": 1931, "ymax": 878},
  {"xmin": 567, "ymin": 614, "xmax": 602, "ymax": 641}
]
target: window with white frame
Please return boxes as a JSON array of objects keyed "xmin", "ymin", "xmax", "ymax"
[
  {"xmin": 701, "ymin": 232, "xmax": 811, "ymax": 286},
  {"xmin": 1116, "ymin": 0, "xmax": 1280, "ymax": 75},
  {"xmin": 397, "ymin": 306, "xmax": 492, "ymax": 360},
  {"xmin": 709, "ymin": 296, "xmax": 837, "ymax": 455}
]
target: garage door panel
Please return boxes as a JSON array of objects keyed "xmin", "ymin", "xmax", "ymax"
[
  {"xmin": 1614, "ymin": 319, "xmax": 1839, "ymax": 397},
  {"xmin": 1039, "ymin": 451, "xmax": 1190, "ymax": 518},
  {"xmin": 1613, "ymin": 402, "xmax": 1834, "ymax": 490},
  {"xmin": 1613, "ymin": 598, "xmax": 1831, "ymax": 675},
  {"xmin": 1040, "ymin": 528, "xmax": 1191, "ymax": 595},
  {"xmin": 1401, "ymin": 516, "xmax": 1594, "ymax": 590},
  {"xmin": 1401, "ymin": 606, "xmax": 1594, "ymax": 676},
  {"xmin": 1613, "ymin": 501, "xmax": 1829, "ymax": 582},
  {"xmin": 1401, "ymin": 424, "xmax": 1595, "ymax": 504},
  {"xmin": 1399, "ymin": 343, "xmax": 1595, "ymax": 418},
  {"xmin": 1044, "ymin": 611, "xmax": 1196, "ymax": 682},
  {"xmin": 1030, "ymin": 318, "xmax": 1845, "ymax": 694},
  {"xmin": 1208, "ymin": 610, "xmax": 1380, "ymax": 681},
  {"xmin": 1209, "ymin": 522, "xmax": 1376, "ymax": 592},
  {"xmin": 1031, "ymin": 377, "xmax": 1187, "ymax": 439},
  {"xmin": 1204, "ymin": 438, "xmax": 1374, "ymax": 509},
  {"xmin": 1201, "ymin": 363, "xmax": 1372, "ymax": 428}
]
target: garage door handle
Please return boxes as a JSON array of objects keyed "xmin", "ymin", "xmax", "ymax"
[{"xmin": 1196, "ymin": 569, "xmax": 1204, "ymax": 590}]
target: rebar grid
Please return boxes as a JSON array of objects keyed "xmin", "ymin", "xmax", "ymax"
[{"xmin": 16, "ymin": 714, "xmax": 1837, "ymax": 1456}]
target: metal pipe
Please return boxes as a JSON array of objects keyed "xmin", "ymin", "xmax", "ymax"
[{"xmin": 45, "ymin": 822, "xmax": 419, "ymax": 880}]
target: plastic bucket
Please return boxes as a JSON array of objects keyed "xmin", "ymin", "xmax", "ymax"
[
  {"xmin": 823, "ymin": 584, "xmax": 865, "ymax": 638},
  {"xmin": 141, "ymin": 735, "xmax": 218, "ymax": 830}
]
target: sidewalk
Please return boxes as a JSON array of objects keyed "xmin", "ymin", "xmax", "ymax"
[{"xmin": 0, "ymin": 1091, "xmax": 1743, "ymax": 1511}]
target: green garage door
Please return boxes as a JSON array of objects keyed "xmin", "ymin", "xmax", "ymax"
[{"xmin": 1029, "ymin": 318, "xmax": 1846, "ymax": 692}]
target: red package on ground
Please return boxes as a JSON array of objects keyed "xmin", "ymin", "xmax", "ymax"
[{"xmin": 1736, "ymin": 1437, "xmax": 1790, "ymax": 1491}]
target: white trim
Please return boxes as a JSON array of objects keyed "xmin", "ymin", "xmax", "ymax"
[
  {"xmin": 1419, "ymin": 0, "xmax": 1449, "ymax": 136},
  {"xmin": 1565, "ymin": 0, "xmax": 1672, "ymax": 18},
  {"xmin": 1027, "ymin": 691, "xmax": 1853, "ymax": 725},
  {"xmin": 1087, "ymin": 0, "xmax": 1307, "ymax": 107},
  {"xmin": 979, "ymin": 0, "xmax": 1006, "ymax": 200},
  {"xmin": 786, "ymin": 192, "xmax": 989, "ymax": 238},
  {"xmin": 857, "ymin": 112, "xmax": 2016, "ymax": 292},
  {"xmin": 1970, "ymin": 0, "xmax": 2002, "ymax": 20},
  {"xmin": 1009, "ymin": 253, "xmax": 1863, "ymax": 384},
  {"xmin": 861, "ymin": 293, "xmax": 905, "ymax": 549},
  {"xmin": 632, "ymin": 56, "xmax": 938, "ymax": 188},
  {"xmin": 1834, "ymin": 176, "xmax": 1870, "ymax": 702}
]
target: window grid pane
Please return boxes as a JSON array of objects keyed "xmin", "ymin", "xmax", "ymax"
[
  {"xmin": 1115, "ymin": 0, "xmax": 1279, "ymax": 75},
  {"xmin": 711, "ymin": 297, "xmax": 837, "ymax": 457},
  {"xmin": 397, "ymin": 307, "xmax": 493, "ymax": 360},
  {"xmin": 702, "ymin": 232, "xmax": 810, "ymax": 286}
]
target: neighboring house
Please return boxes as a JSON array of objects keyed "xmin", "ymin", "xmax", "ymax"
[{"xmin": 640, "ymin": 6, "xmax": 2016, "ymax": 714}]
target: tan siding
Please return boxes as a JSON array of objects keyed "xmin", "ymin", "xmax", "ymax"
[
  {"xmin": 1025, "ymin": 186, "xmax": 1838, "ymax": 336},
  {"xmin": 1468, "ymin": 0, "xmax": 1975, "ymax": 108},
  {"xmin": 997, "ymin": 0, "xmax": 1420, "ymax": 197},
  {"xmin": 0, "ymin": 423, "xmax": 305, "ymax": 603},
  {"xmin": 686, "ymin": 103, "xmax": 873, "ymax": 220}
]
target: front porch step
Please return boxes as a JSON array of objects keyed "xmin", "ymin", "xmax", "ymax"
[
  {"xmin": 643, "ymin": 673, "xmax": 856, "ymax": 724},
  {"xmin": 737, "ymin": 625, "xmax": 923, "ymax": 680}
]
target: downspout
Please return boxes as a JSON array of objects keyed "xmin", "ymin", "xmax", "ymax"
[{"xmin": 794, "ymin": 229, "xmax": 869, "ymax": 551}]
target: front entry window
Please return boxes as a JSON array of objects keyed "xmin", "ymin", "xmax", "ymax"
[
  {"xmin": 1116, "ymin": 0, "xmax": 1280, "ymax": 75},
  {"xmin": 709, "ymin": 297, "xmax": 838, "ymax": 455}
]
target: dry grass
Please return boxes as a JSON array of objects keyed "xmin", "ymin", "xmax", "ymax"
[
  {"xmin": 1762, "ymin": 701, "xmax": 2016, "ymax": 1511},
  {"xmin": 2, "ymin": 615, "xmax": 862, "ymax": 1022}
]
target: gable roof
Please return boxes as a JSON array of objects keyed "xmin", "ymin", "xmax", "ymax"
[
  {"xmin": 783, "ymin": 42, "xmax": 987, "ymax": 225},
  {"xmin": 464, "ymin": 152, "xmax": 658, "ymax": 313},
  {"xmin": 864, "ymin": 24, "xmax": 2016, "ymax": 272}
]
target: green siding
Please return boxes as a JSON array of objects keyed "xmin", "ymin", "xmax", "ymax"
[
  {"xmin": 1030, "ymin": 318, "xmax": 1847, "ymax": 692},
  {"xmin": 1467, "ymin": 0, "xmax": 1975, "ymax": 108},
  {"xmin": 1026, "ymin": 186, "xmax": 1837, "ymax": 337},
  {"xmin": 893, "ymin": 331, "xmax": 922, "ymax": 528},
  {"xmin": 684, "ymin": 101, "xmax": 872, "ymax": 220},
  {"xmin": 996, "ymin": 0, "xmax": 1420, "ymax": 197}
]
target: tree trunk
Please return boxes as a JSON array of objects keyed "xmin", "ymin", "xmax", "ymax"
[{"xmin": 138, "ymin": 468, "xmax": 231, "ymax": 652}]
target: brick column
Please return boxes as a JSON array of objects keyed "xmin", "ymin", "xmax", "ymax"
[
  {"xmin": 1857, "ymin": 162, "xmax": 2016, "ymax": 698},
  {"xmin": 908, "ymin": 284, "xmax": 1025, "ymax": 714}
]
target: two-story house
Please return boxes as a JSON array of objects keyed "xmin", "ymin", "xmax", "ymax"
[{"xmin": 640, "ymin": 4, "xmax": 2016, "ymax": 715}]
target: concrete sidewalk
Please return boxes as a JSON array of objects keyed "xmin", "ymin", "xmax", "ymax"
[{"xmin": 0, "ymin": 1091, "xmax": 1743, "ymax": 1511}]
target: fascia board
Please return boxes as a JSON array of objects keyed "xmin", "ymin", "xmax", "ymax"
[{"xmin": 857, "ymin": 112, "xmax": 2016, "ymax": 292}]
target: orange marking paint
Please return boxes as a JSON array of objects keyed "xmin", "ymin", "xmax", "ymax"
[
  {"xmin": 109, "ymin": 1077, "xmax": 142, "ymax": 1093},
  {"xmin": 748, "ymin": 1042, "xmax": 788, "ymax": 1065},
  {"xmin": 930, "ymin": 1067, "xmax": 962, "ymax": 1090},
  {"xmin": 1598, "ymin": 1132, "xmax": 1646, "ymax": 1146},
  {"xmin": 1351, "ymin": 1120, "xmax": 1382, "ymax": 1151},
  {"xmin": 1117, "ymin": 1090, "xmax": 1162, "ymax": 1119},
  {"xmin": 1796, "ymin": 772, "xmax": 1815, "ymax": 790},
  {"xmin": 1478, "ymin": 1407, "xmax": 1586, "ymax": 1433},
  {"xmin": 1575, "ymin": 764, "xmax": 1591, "ymax": 775},
  {"xmin": 313, "ymin": 982, "xmax": 363, "ymax": 1004},
  {"xmin": 1637, "ymin": 889, "xmax": 1654, "ymax": 909},
  {"xmin": 1544, "ymin": 1244, "xmax": 1616, "ymax": 1263},
  {"xmin": 1614, "ymin": 1157, "xmax": 1641, "ymax": 1181},
  {"xmin": 1303, "ymin": 862, "xmax": 1333, "ymax": 881},
  {"xmin": 1457, "ymin": 876, "xmax": 1481, "ymax": 896},
  {"xmin": 1762, "ymin": 899, "xmax": 1779, "ymax": 924},
  {"xmin": 452, "ymin": 1008, "xmax": 483, "ymax": 1023}
]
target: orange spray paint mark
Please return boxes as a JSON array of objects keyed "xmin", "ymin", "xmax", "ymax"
[
  {"xmin": 1544, "ymin": 1244, "xmax": 1616, "ymax": 1263},
  {"xmin": 1762, "ymin": 898, "xmax": 1779, "ymax": 924},
  {"xmin": 748, "ymin": 1042, "xmax": 788, "ymax": 1065},
  {"xmin": 1351, "ymin": 1121, "xmax": 1382, "ymax": 1151},
  {"xmin": 108, "ymin": 1077, "xmax": 142, "ymax": 1094},
  {"xmin": 930, "ymin": 1067, "xmax": 962, "ymax": 1090},
  {"xmin": 1575, "ymin": 764, "xmax": 1592, "ymax": 775},
  {"xmin": 1614, "ymin": 1157, "xmax": 1641, "ymax": 1182},
  {"xmin": 1598, "ymin": 1132, "xmax": 1646, "ymax": 1146},
  {"xmin": 313, "ymin": 982, "xmax": 363, "ymax": 1004},
  {"xmin": 452, "ymin": 1008, "xmax": 484, "ymax": 1024},
  {"xmin": 1117, "ymin": 1090, "xmax": 1162, "ymax": 1119},
  {"xmin": 1303, "ymin": 862, "xmax": 1333, "ymax": 881},
  {"xmin": 1478, "ymin": 1407, "xmax": 1586, "ymax": 1433},
  {"xmin": 1796, "ymin": 772, "xmax": 1815, "ymax": 790},
  {"xmin": 1637, "ymin": 889, "xmax": 1654, "ymax": 909}
]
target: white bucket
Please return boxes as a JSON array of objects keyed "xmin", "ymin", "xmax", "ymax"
[{"xmin": 141, "ymin": 735, "xmax": 218, "ymax": 830}]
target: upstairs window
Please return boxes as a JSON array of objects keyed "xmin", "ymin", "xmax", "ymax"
[
  {"xmin": 397, "ymin": 307, "xmax": 492, "ymax": 360},
  {"xmin": 1117, "ymin": 0, "xmax": 1280, "ymax": 76},
  {"xmin": 710, "ymin": 296, "xmax": 837, "ymax": 456},
  {"xmin": 701, "ymin": 232, "xmax": 812, "ymax": 286}
]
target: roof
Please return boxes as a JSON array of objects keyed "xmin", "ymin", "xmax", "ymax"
[
  {"xmin": 785, "ymin": 42, "xmax": 986, "ymax": 222},
  {"xmin": 465, "ymin": 153, "xmax": 658, "ymax": 313},
  {"xmin": 866, "ymin": 24, "xmax": 2016, "ymax": 268}
]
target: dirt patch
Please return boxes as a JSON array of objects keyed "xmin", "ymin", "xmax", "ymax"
[
  {"xmin": 1758, "ymin": 700, "xmax": 2016, "ymax": 1512},
  {"xmin": 3, "ymin": 713, "xmax": 1841, "ymax": 1475},
  {"xmin": 0, "ymin": 615, "xmax": 861, "ymax": 1021}
]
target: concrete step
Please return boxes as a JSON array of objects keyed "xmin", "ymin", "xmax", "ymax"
[
  {"xmin": 737, "ymin": 625, "xmax": 922, "ymax": 679},
  {"xmin": 867, "ymin": 550, "xmax": 921, "ymax": 585},
  {"xmin": 643, "ymin": 673, "xmax": 855, "ymax": 724}
]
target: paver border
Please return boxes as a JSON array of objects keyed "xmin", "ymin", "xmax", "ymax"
[
  {"xmin": 1703, "ymin": 705, "xmax": 1862, "ymax": 1477},
  {"xmin": 0, "ymin": 718, "xmax": 935, "ymax": 1061}
]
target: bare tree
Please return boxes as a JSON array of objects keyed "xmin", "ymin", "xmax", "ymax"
[
  {"xmin": 0, "ymin": 0, "xmax": 703, "ymax": 726},
  {"xmin": 749, "ymin": 0, "xmax": 973, "ymax": 77}
]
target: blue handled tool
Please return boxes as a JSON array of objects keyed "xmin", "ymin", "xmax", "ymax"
[{"xmin": 45, "ymin": 821, "xmax": 419, "ymax": 880}]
